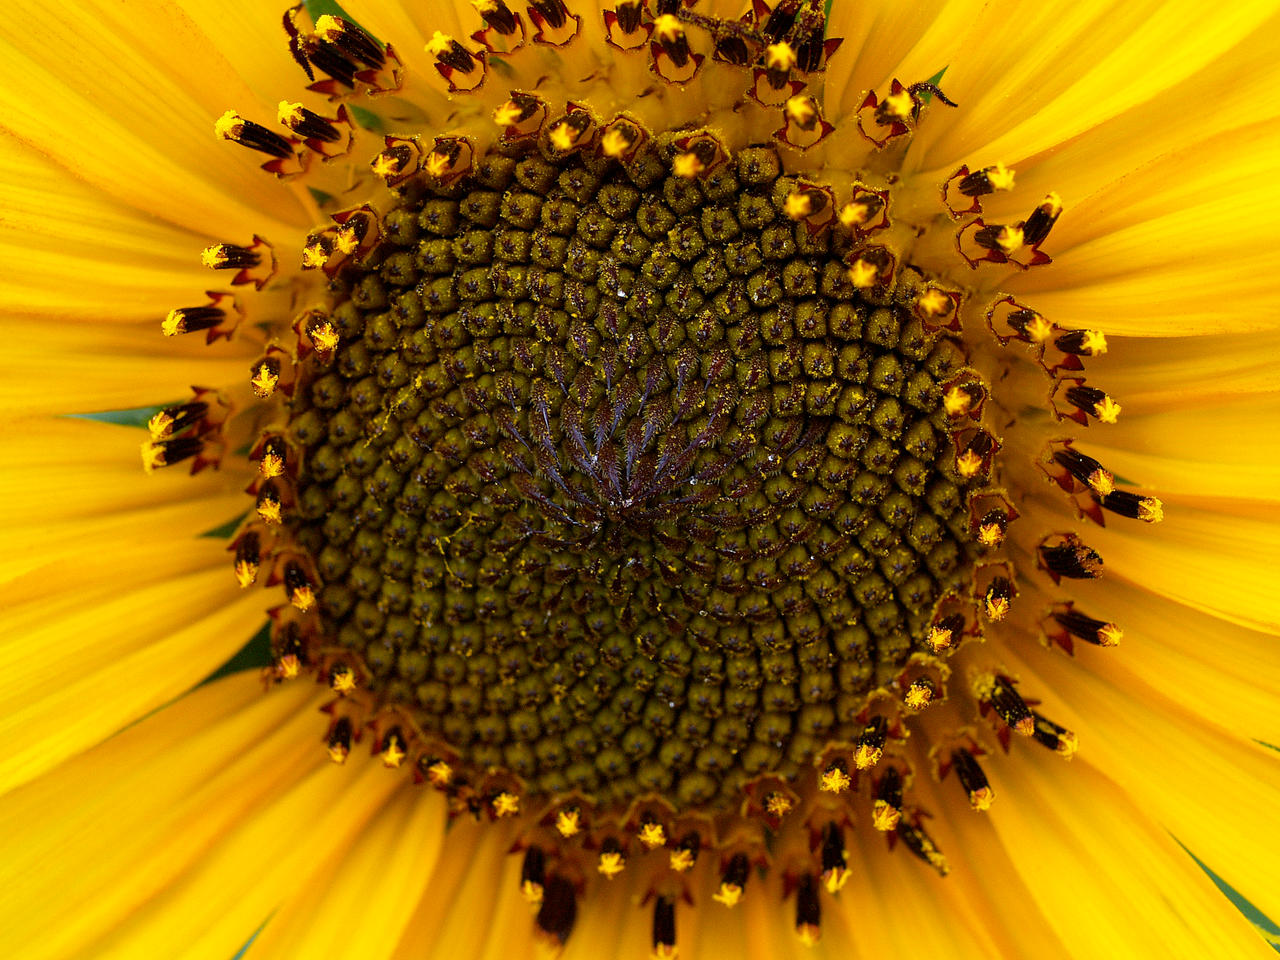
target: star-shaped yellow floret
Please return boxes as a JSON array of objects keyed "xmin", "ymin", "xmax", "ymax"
[
  {"xmin": 425, "ymin": 150, "xmax": 452, "ymax": 177},
  {"xmin": 871, "ymin": 800, "xmax": 900, "ymax": 832},
  {"xmin": 161, "ymin": 309, "xmax": 188, "ymax": 337},
  {"xmin": 1081, "ymin": 329, "xmax": 1108, "ymax": 355},
  {"xmin": 968, "ymin": 786, "xmax": 995, "ymax": 811},
  {"xmin": 638, "ymin": 822, "xmax": 667, "ymax": 849},
  {"xmin": 260, "ymin": 451, "xmax": 285, "ymax": 479},
  {"xmin": 763, "ymin": 792, "xmax": 793, "ymax": 818},
  {"xmin": 984, "ymin": 595, "xmax": 1010, "ymax": 621},
  {"xmin": 426, "ymin": 31, "xmax": 455, "ymax": 56},
  {"xmin": 668, "ymin": 848, "xmax": 695, "ymax": 872},
  {"xmin": 520, "ymin": 880, "xmax": 543, "ymax": 905},
  {"xmin": 277, "ymin": 100, "xmax": 306, "ymax": 126},
  {"xmin": 601, "ymin": 127, "xmax": 633, "ymax": 158},
  {"xmin": 996, "ymin": 224, "xmax": 1024, "ymax": 253},
  {"xmin": 785, "ymin": 95, "xmax": 816, "ymax": 124},
  {"xmin": 201, "ymin": 245, "xmax": 230, "ymax": 268},
  {"xmin": 672, "ymin": 152, "xmax": 703, "ymax": 179},
  {"xmin": 327, "ymin": 742, "xmax": 349, "ymax": 764},
  {"xmin": 290, "ymin": 585, "xmax": 315, "ymax": 612},
  {"xmin": 818, "ymin": 766, "xmax": 850, "ymax": 793},
  {"xmin": 1097, "ymin": 623, "xmax": 1123, "ymax": 647},
  {"xmin": 797, "ymin": 923, "xmax": 821, "ymax": 947},
  {"xmin": 712, "ymin": 883, "xmax": 743, "ymax": 908},
  {"xmin": 943, "ymin": 385, "xmax": 971, "ymax": 418},
  {"xmin": 555, "ymin": 808, "xmax": 581, "ymax": 837},
  {"xmin": 234, "ymin": 559, "xmax": 258, "ymax": 589},
  {"xmin": 765, "ymin": 41, "xmax": 796, "ymax": 71},
  {"xmin": 311, "ymin": 322, "xmax": 340, "ymax": 353},
  {"xmin": 597, "ymin": 851, "xmax": 626, "ymax": 878},
  {"xmin": 822, "ymin": 867, "xmax": 851, "ymax": 894},
  {"xmin": 903, "ymin": 682, "xmax": 933, "ymax": 710},
  {"xmin": 853, "ymin": 744, "xmax": 882, "ymax": 770},
  {"xmin": 548, "ymin": 123, "xmax": 577, "ymax": 152},
  {"xmin": 331, "ymin": 666, "xmax": 357, "ymax": 694},
  {"xmin": 916, "ymin": 287, "xmax": 950, "ymax": 317},
  {"xmin": 881, "ymin": 89, "xmax": 912, "ymax": 120},
  {"xmin": 1056, "ymin": 730, "xmax": 1079, "ymax": 760},
  {"xmin": 987, "ymin": 162, "xmax": 1015, "ymax": 192},
  {"xmin": 276, "ymin": 654, "xmax": 300, "ymax": 680},
  {"xmin": 371, "ymin": 152, "xmax": 402, "ymax": 179},
  {"xmin": 1094, "ymin": 395, "xmax": 1122, "ymax": 423},
  {"xmin": 213, "ymin": 109, "xmax": 245, "ymax": 141},
  {"xmin": 1025, "ymin": 313, "xmax": 1053, "ymax": 342},
  {"xmin": 926, "ymin": 625, "xmax": 953, "ymax": 652},
  {"xmin": 301, "ymin": 241, "xmax": 329, "ymax": 269},
  {"xmin": 784, "ymin": 191, "xmax": 812, "ymax": 220},
  {"xmin": 847, "ymin": 259, "xmax": 878, "ymax": 289},
  {"xmin": 492, "ymin": 792, "xmax": 520, "ymax": 817},
  {"xmin": 381, "ymin": 736, "xmax": 407, "ymax": 768},
  {"xmin": 426, "ymin": 759, "xmax": 453, "ymax": 785},
  {"xmin": 977, "ymin": 522, "xmax": 1003, "ymax": 547},
  {"xmin": 955, "ymin": 450, "xmax": 984, "ymax": 477}
]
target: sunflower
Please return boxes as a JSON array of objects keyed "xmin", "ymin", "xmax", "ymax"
[{"xmin": 3, "ymin": 0, "xmax": 1279, "ymax": 956}]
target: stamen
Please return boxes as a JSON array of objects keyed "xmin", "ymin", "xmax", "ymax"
[
  {"xmin": 1055, "ymin": 329, "xmax": 1108, "ymax": 357},
  {"xmin": 819, "ymin": 823, "xmax": 850, "ymax": 893},
  {"xmin": 520, "ymin": 846, "xmax": 546, "ymax": 905},
  {"xmin": 250, "ymin": 357, "xmax": 282, "ymax": 399},
  {"xmin": 314, "ymin": 14, "xmax": 386, "ymax": 69},
  {"xmin": 897, "ymin": 816, "xmax": 950, "ymax": 875},
  {"xmin": 162, "ymin": 305, "xmax": 222, "ymax": 338},
  {"xmin": 329, "ymin": 662, "xmax": 357, "ymax": 694},
  {"xmin": 1038, "ymin": 535, "xmax": 1104, "ymax": 580},
  {"xmin": 283, "ymin": 560, "xmax": 315, "ymax": 611},
  {"xmin": 1053, "ymin": 447, "xmax": 1116, "ymax": 496},
  {"xmin": 1096, "ymin": 490, "xmax": 1164, "ymax": 523},
  {"xmin": 327, "ymin": 716, "xmax": 352, "ymax": 763},
  {"xmin": 670, "ymin": 833, "xmax": 700, "ymax": 872},
  {"xmin": 984, "ymin": 675, "xmax": 1035, "ymax": 736},
  {"xmin": 950, "ymin": 748, "xmax": 995, "ymax": 811},
  {"xmin": 379, "ymin": 727, "xmax": 408, "ymax": 768},
  {"xmin": 1023, "ymin": 192, "xmax": 1063, "ymax": 246},
  {"xmin": 598, "ymin": 838, "xmax": 626, "ymax": 878},
  {"xmin": 903, "ymin": 676, "xmax": 937, "ymax": 711},
  {"xmin": 1065, "ymin": 384, "xmax": 1122, "ymax": 424},
  {"xmin": 854, "ymin": 715, "xmax": 888, "ymax": 769},
  {"xmin": 215, "ymin": 110, "xmax": 295, "ymax": 159},
  {"xmin": 872, "ymin": 767, "xmax": 903, "ymax": 831},
  {"xmin": 959, "ymin": 162, "xmax": 1015, "ymax": 197},
  {"xmin": 818, "ymin": 758, "xmax": 851, "ymax": 793},
  {"xmin": 714, "ymin": 854, "xmax": 750, "ymax": 907},
  {"xmin": 256, "ymin": 482, "xmax": 283, "ymax": 525},
  {"xmin": 147, "ymin": 401, "xmax": 208, "ymax": 440},
  {"xmin": 926, "ymin": 613, "xmax": 964, "ymax": 652},
  {"xmin": 1051, "ymin": 606, "xmax": 1123, "ymax": 648},
  {"xmin": 794, "ymin": 872, "xmax": 821, "ymax": 945},
  {"xmin": 472, "ymin": 0, "xmax": 519, "ymax": 35},
  {"xmin": 984, "ymin": 576, "xmax": 1013, "ymax": 621},
  {"xmin": 233, "ymin": 532, "xmax": 261, "ymax": 588},
  {"xmin": 140, "ymin": 435, "xmax": 204, "ymax": 473},
  {"xmin": 652, "ymin": 897, "xmax": 677, "ymax": 959},
  {"xmin": 536, "ymin": 875, "xmax": 577, "ymax": 946},
  {"xmin": 200, "ymin": 236, "xmax": 275, "ymax": 288},
  {"xmin": 1032, "ymin": 712, "xmax": 1079, "ymax": 760}
]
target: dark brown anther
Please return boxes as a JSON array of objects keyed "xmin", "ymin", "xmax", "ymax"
[
  {"xmin": 958, "ymin": 163, "xmax": 1015, "ymax": 197},
  {"xmin": 795, "ymin": 872, "xmax": 821, "ymax": 945},
  {"xmin": 431, "ymin": 34, "xmax": 481, "ymax": 74},
  {"xmin": 201, "ymin": 243, "xmax": 260, "ymax": 271},
  {"xmin": 987, "ymin": 676, "xmax": 1034, "ymax": 736},
  {"xmin": 215, "ymin": 111, "xmax": 295, "ymax": 159},
  {"xmin": 1052, "ymin": 606, "xmax": 1122, "ymax": 648},
  {"xmin": 1064, "ymin": 384, "xmax": 1121, "ymax": 424},
  {"xmin": 536, "ymin": 875, "xmax": 577, "ymax": 945},
  {"xmin": 652, "ymin": 897, "xmax": 677, "ymax": 958},
  {"xmin": 142, "ymin": 435, "xmax": 204, "ymax": 472},
  {"xmin": 973, "ymin": 222, "xmax": 1019, "ymax": 253},
  {"xmin": 897, "ymin": 816, "xmax": 949, "ymax": 875},
  {"xmin": 1038, "ymin": 536, "xmax": 1103, "ymax": 580},
  {"xmin": 1096, "ymin": 490, "xmax": 1164, "ymax": 524},
  {"xmin": 715, "ymin": 33, "xmax": 751, "ymax": 65},
  {"xmin": 616, "ymin": 0, "xmax": 642, "ymax": 32},
  {"xmin": 976, "ymin": 508, "xmax": 1008, "ymax": 547},
  {"xmin": 315, "ymin": 14, "xmax": 386, "ymax": 69},
  {"xmin": 233, "ymin": 532, "xmax": 261, "ymax": 588},
  {"xmin": 950, "ymin": 748, "xmax": 994, "ymax": 810},
  {"xmin": 1053, "ymin": 447, "xmax": 1115, "ymax": 495},
  {"xmin": 720, "ymin": 853, "xmax": 750, "ymax": 896},
  {"xmin": 819, "ymin": 822, "xmax": 849, "ymax": 893},
  {"xmin": 984, "ymin": 575, "xmax": 1013, "ymax": 620},
  {"xmin": 762, "ymin": 0, "xmax": 798, "ymax": 40},
  {"xmin": 854, "ymin": 714, "xmax": 888, "ymax": 769},
  {"xmin": 520, "ymin": 846, "xmax": 547, "ymax": 902},
  {"xmin": 161, "ymin": 305, "xmax": 223, "ymax": 338},
  {"xmin": 1054, "ymin": 329, "xmax": 1108, "ymax": 357},
  {"xmin": 927, "ymin": 612, "xmax": 965, "ymax": 651},
  {"xmin": 529, "ymin": 0, "xmax": 569, "ymax": 30},
  {"xmin": 872, "ymin": 766, "xmax": 903, "ymax": 831},
  {"xmin": 1031, "ymin": 712, "xmax": 1078, "ymax": 759},
  {"xmin": 283, "ymin": 560, "xmax": 315, "ymax": 611},
  {"xmin": 256, "ymin": 481, "xmax": 283, "ymax": 525},
  {"xmin": 1022, "ymin": 193, "xmax": 1063, "ymax": 246},
  {"xmin": 477, "ymin": 0, "xmax": 519, "ymax": 34},
  {"xmin": 277, "ymin": 101, "xmax": 342, "ymax": 143},
  {"xmin": 327, "ymin": 716, "xmax": 352, "ymax": 762},
  {"xmin": 653, "ymin": 15, "xmax": 693, "ymax": 67},
  {"xmin": 1005, "ymin": 306, "xmax": 1051, "ymax": 342},
  {"xmin": 148, "ymin": 401, "xmax": 209, "ymax": 439}
]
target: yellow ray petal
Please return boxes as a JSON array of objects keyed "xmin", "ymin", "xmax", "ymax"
[
  {"xmin": 0, "ymin": 674, "xmax": 329, "ymax": 960},
  {"xmin": 0, "ymin": 0, "xmax": 312, "ymax": 239},
  {"xmin": 984, "ymin": 745, "xmax": 1278, "ymax": 958},
  {"xmin": 171, "ymin": 0, "xmax": 304, "ymax": 105},
  {"xmin": 1097, "ymin": 330, "xmax": 1280, "ymax": 400},
  {"xmin": 909, "ymin": 0, "xmax": 1279, "ymax": 175}
]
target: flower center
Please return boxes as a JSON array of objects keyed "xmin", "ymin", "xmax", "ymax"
[{"xmin": 284, "ymin": 138, "xmax": 979, "ymax": 812}]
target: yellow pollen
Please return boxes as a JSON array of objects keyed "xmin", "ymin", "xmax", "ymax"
[
  {"xmin": 234, "ymin": 559, "xmax": 258, "ymax": 589},
  {"xmin": 372, "ymin": 153, "xmax": 402, "ymax": 180},
  {"xmin": 276, "ymin": 654, "xmax": 301, "ymax": 680},
  {"xmin": 555, "ymin": 808, "xmax": 582, "ymax": 837},
  {"xmin": 521, "ymin": 880, "xmax": 543, "ymax": 905},
  {"xmin": 638, "ymin": 822, "xmax": 667, "ymax": 849},
  {"xmin": 1041, "ymin": 191, "xmax": 1064, "ymax": 217},
  {"xmin": 882, "ymin": 89, "xmax": 912, "ymax": 119},
  {"xmin": 600, "ymin": 127, "xmax": 633, "ymax": 158},
  {"xmin": 853, "ymin": 744, "xmax": 882, "ymax": 770},
  {"xmin": 471, "ymin": 0, "xmax": 498, "ymax": 12},
  {"xmin": 260, "ymin": 451, "xmax": 285, "ymax": 479},
  {"xmin": 926, "ymin": 625, "xmax": 953, "ymax": 651},
  {"xmin": 785, "ymin": 95, "xmax": 815, "ymax": 124},
  {"xmin": 871, "ymin": 800, "xmax": 900, "ymax": 831},
  {"xmin": 916, "ymin": 287, "xmax": 949, "ymax": 317},
  {"xmin": 492, "ymin": 792, "xmax": 521, "ymax": 817},
  {"xmin": 652, "ymin": 945, "xmax": 678, "ymax": 960},
  {"xmin": 1094, "ymin": 395, "xmax": 1122, "ymax": 423},
  {"xmin": 290, "ymin": 584, "xmax": 315, "ymax": 612},
  {"xmin": 712, "ymin": 883, "xmax": 743, "ymax": 908},
  {"xmin": 1097, "ymin": 623, "xmax": 1123, "ymax": 647},
  {"xmin": 1057, "ymin": 730, "xmax": 1080, "ymax": 760},
  {"xmin": 426, "ymin": 31, "xmax": 455, "ymax": 56},
  {"xmin": 597, "ymin": 851, "xmax": 626, "ymax": 878},
  {"xmin": 381, "ymin": 737, "xmax": 407, "ymax": 768},
  {"xmin": 426, "ymin": 759, "xmax": 453, "ymax": 786},
  {"xmin": 669, "ymin": 848, "xmax": 695, "ymax": 872},
  {"xmin": 823, "ymin": 867, "xmax": 851, "ymax": 894},
  {"xmin": 818, "ymin": 766, "xmax": 851, "ymax": 793},
  {"xmin": 147, "ymin": 410, "xmax": 175, "ymax": 439},
  {"xmin": 903, "ymin": 683, "xmax": 933, "ymax": 711},
  {"xmin": 1088, "ymin": 469, "xmax": 1115, "ymax": 496},
  {"xmin": 1026, "ymin": 314, "xmax": 1054, "ymax": 342},
  {"xmin": 1081, "ymin": 329, "xmax": 1108, "ymax": 355},
  {"xmin": 140, "ymin": 442, "xmax": 167, "ymax": 473},
  {"xmin": 765, "ymin": 41, "xmax": 797, "ymax": 71},
  {"xmin": 330, "ymin": 665, "xmax": 357, "ymax": 694},
  {"xmin": 277, "ymin": 100, "xmax": 306, "ymax": 125},
  {"xmin": 1012, "ymin": 716, "xmax": 1036, "ymax": 737},
  {"xmin": 797, "ymin": 923, "xmax": 821, "ymax": 947},
  {"xmin": 996, "ymin": 224, "xmax": 1024, "ymax": 253},
  {"xmin": 257, "ymin": 497, "xmax": 283, "ymax": 526},
  {"xmin": 943, "ymin": 385, "xmax": 971, "ymax": 418},
  {"xmin": 956, "ymin": 450, "xmax": 984, "ymax": 477},
  {"xmin": 652, "ymin": 14, "xmax": 681, "ymax": 42},
  {"xmin": 328, "ymin": 742, "xmax": 349, "ymax": 764},
  {"xmin": 977, "ymin": 522, "xmax": 1003, "ymax": 547},
  {"xmin": 334, "ymin": 226, "xmax": 361, "ymax": 255},
  {"xmin": 493, "ymin": 100, "xmax": 524, "ymax": 128},
  {"xmin": 1138, "ymin": 497, "xmax": 1164, "ymax": 523},
  {"xmin": 314, "ymin": 14, "xmax": 345, "ymax": 40},
  {"xmin": 301, "ymin": 241, "xmax": 329, "ymax": 269},
  {"xmin": 250, "ymin": 364, "xmax": 278, "ymax": 398},
  {"xmin": 548, "ymin": 123, "xmax": 577, "ymax": 152},
  {"xmin": 425, "ymin": 150, "xmax": 452, "ymax": 177},
  {"xmin": 987, "ymin": 162, "xmax": 1016, "ymax": 192},
  {"xmin": 213, "ymin": 109, "xmax": 246, "ymax": 141},
  {"xmin": 672, "ymin": 152, "xmax": 704, "ymax": 179},
  {"xmin": 847, "ymin": 259, "xmax": 878, "ymax": 289},
  {"xmin": 985, "ymin": 595, "xmax": 1010, "ymax": 621},
  {"xmin": 838, "ymin": 201, "xmax": 871, "ymax": 228},
  {"xmin": 311, "ymin": 321, "xmax": 340, "ymax": 353},
  {"xmin": 784, "ymin": 191, "xmax": 812, "ymax": 220},
  {"xmin": 161, "ymin": 309, "xmax": 187, "ymax": 337},
  {"xmin": 968, "ymin": 786, "xmax": 995, "ymax": 811},
  {"xmin": 200, "ymin": 245, "xmax": 230, "ymax": 268},
  {"xmin": 764, "ymin": 793, "xmax": 793, "ymax": 818}
]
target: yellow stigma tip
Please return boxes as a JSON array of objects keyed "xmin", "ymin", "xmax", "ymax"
[
  {"xmin": 381, "ymin": 738, "xmax": 407, "ymax": 768},
  {"xmin": 926, "ymin": 626, "xmax": 953, "ymax": 651},
  {"xmin": 426, "ymin": 759, "xmax": 453, "ymax": 785},
  {"xmin": 260, "ymin": 452, "xmax": 285, "ymax": 479},
  {"xmin": 1082, "ymin": 329, "xmax": 1108, "ymax": 355},
  {"xmin": 334, "ymin": 227, "xmax": 361, "ymax": 255},
  {"xmin": 372, "ymin": 152, "xmax": 401, "ymax": 178},
  {"xmin": 276, "ymin": 654, "xmax": 301, "ymax": 680},
  {"xmin": 201, "ymin": 245, "xmax": 228, "ymax": 269},
  {"xmin": 234, "ymin": 560, "xmax": 258, "ymax": 589},
  {"xmin": 493, "ymin": 101, "xmax": 524, "ymax": 128},
  {"xmin": 653, "ymin": 14, "xmax": 681, "ymax": 42},
  {"xmin": 652, "ymin": 945, "xmax": 678, "ymax": 960},
  {"xmin": 492, "ymin": 792, "xmax": 520, "ymax": 817},
  {"xmin": 161, "ymin": 309, "xmax": 186, "ymax": 337},
  {"xmin": 1098, "ymin": 623, "xmax": 1123, "ymax": 647},
  {"xmin": 996, "ymin": 224, "xmax": 1024, "ymax": 253},
  {"xmin": 669, "ymin": 848, "xmax": 695, "ymax": 872},
  {"xmin": 214, "ymin": 110, "xmax": 245, "ymax": 141},
  {"xmin": 301, "ymin": 242, "xmax": 329, "ymax": 269},
  {"xmin": 311, "ymin": 322, "xmax": 340, "ymax": 353},
  {"xmin": 978, "ymin": 523, "xmax": 1003, "ymax": 547},
  {"xmin": 871, "ymin": 800, "xmax": 900, "ymax": 832},
  {"xmin": 327, "ymin": 743, "xmax": 349, "ymax": 764},
  {"xmin": 764, "ymin": 793, "xmax": 793, "ymax": 818},
  {"xmin": 904, "ymin": 687, "xmax": 932, "ymax": 711},
  {"xmin": 290, "ymin": 585, "xmax": 315, "ymax": 612},
  {"xmin": 988, "ymin": 162, "xmax": 1016, "ymax": 192},
  {"xmin": 785, "ymin": 95, "xmax": 815, "ymax": 124},
  {"xmin": 277, "ymin": 100, "xmax": 306, "ymax": 125},
  {"xmin": 765, "ymin": 41, "xmax": 797, "ymax": 71},
  {"xmin": 548, "ymin": 124, "xmax": 576, "ymax": 152},
  {"xmin": 1026, "ymin": 314, "xmax": 1054, "ymax": 342},
  {"xmin": 916, "ymin": 288, "xmax": 949, "ymax": 317},
  {"xmin": 712, "ymin": 883, "xmax": 743, "ymax": 908},
  {"xmin": 425, "ymin": 151, "xmax": 452, "ymax": 177},
  {"xmin": 943, "ymin": 385, "xmax": 971, "ymax": 418},
  {"xmin": 597, "ymin": 851, "xmax": 626, "ymax": 878},
  {"xmin": 839, "ymin": 202, "xmax": 869, "ymax": 228},
  {"xmin": 314, "ymin": 14, "xmax": 344, "ymax": 39},
  {"xmin": 251, "ymin": 367, "xmax": 278, "ymax": 399},
  {"xmin": 1088, "ymin": 469, "xmax": 1115, "ymax": 496},
  {"xmin": 968, "ymin": 786, "xmax": 995, "ymax": 811},
  {"xmin": 882, "ymin": 89, "xmax": 912, "ymax": 120},
  {"xmin": 854, "ymin": 745, "xmax": 882, "ymax": 770},
  {"xmin": 784, "ymin": 192, "xmax": 812, "ymax": 220},
  {"xmin": 819, "ymin": 767, "xmax": 851, "ymax": 792},
  {"xmin": 1138, "ymin": 497, "xmax": 1164, "ymax": 523},
  {"xmin": 638, "ymin": 822, "xmax": 667, "ymax": 849},
  {"xmin": 1094, "ymin": 396, "xmax": 1122, "ymax": 423},
  {"xmin": 823, "ymin": 867, "xmax": 851, "ymax": 894},
  {"xmin": 147, "ymin": 411, "xmax": 175, "ymax": 439},
  {"xmin": 848, "ymin": 259, "xmax": 878, "ymax": 289},
  {"xmin": 797, "ymin": 923, "xmax": 821, "ymax": 947},
  {"xmin": 426, "ymin": 31, "xmax": 454, "ymax": 56},
  {"xmin": 601, "ymin": 128, "xmax": 632, "ymax": 158},
  {"xmin": 956, "ymin": 450, "xmax": 984, "ymax": 477},
  {"xmin": 985, "ymin": 596, "xmax": 1010, "ymax": 621},
  {"xmin": 331, "ymin": 667, "xmax": 357, "ymax": 694},
  {"xmin": 257, "ymin": 499, "xmax": 283, "ymax": 526},
  {"xmin": 1057, "ymin": 730, "xmax": 1080, "ymax": 760},
  {"xmin": 672, "ymin": 152, "xmax": 703, "ymax": 179},
  {"xmin": 555, "ymin": 809, "xmax": 581, "ymax": 837},
  {"xmin": 521, "ymin": 880, "xmax": 543, "ymax": 905}
]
